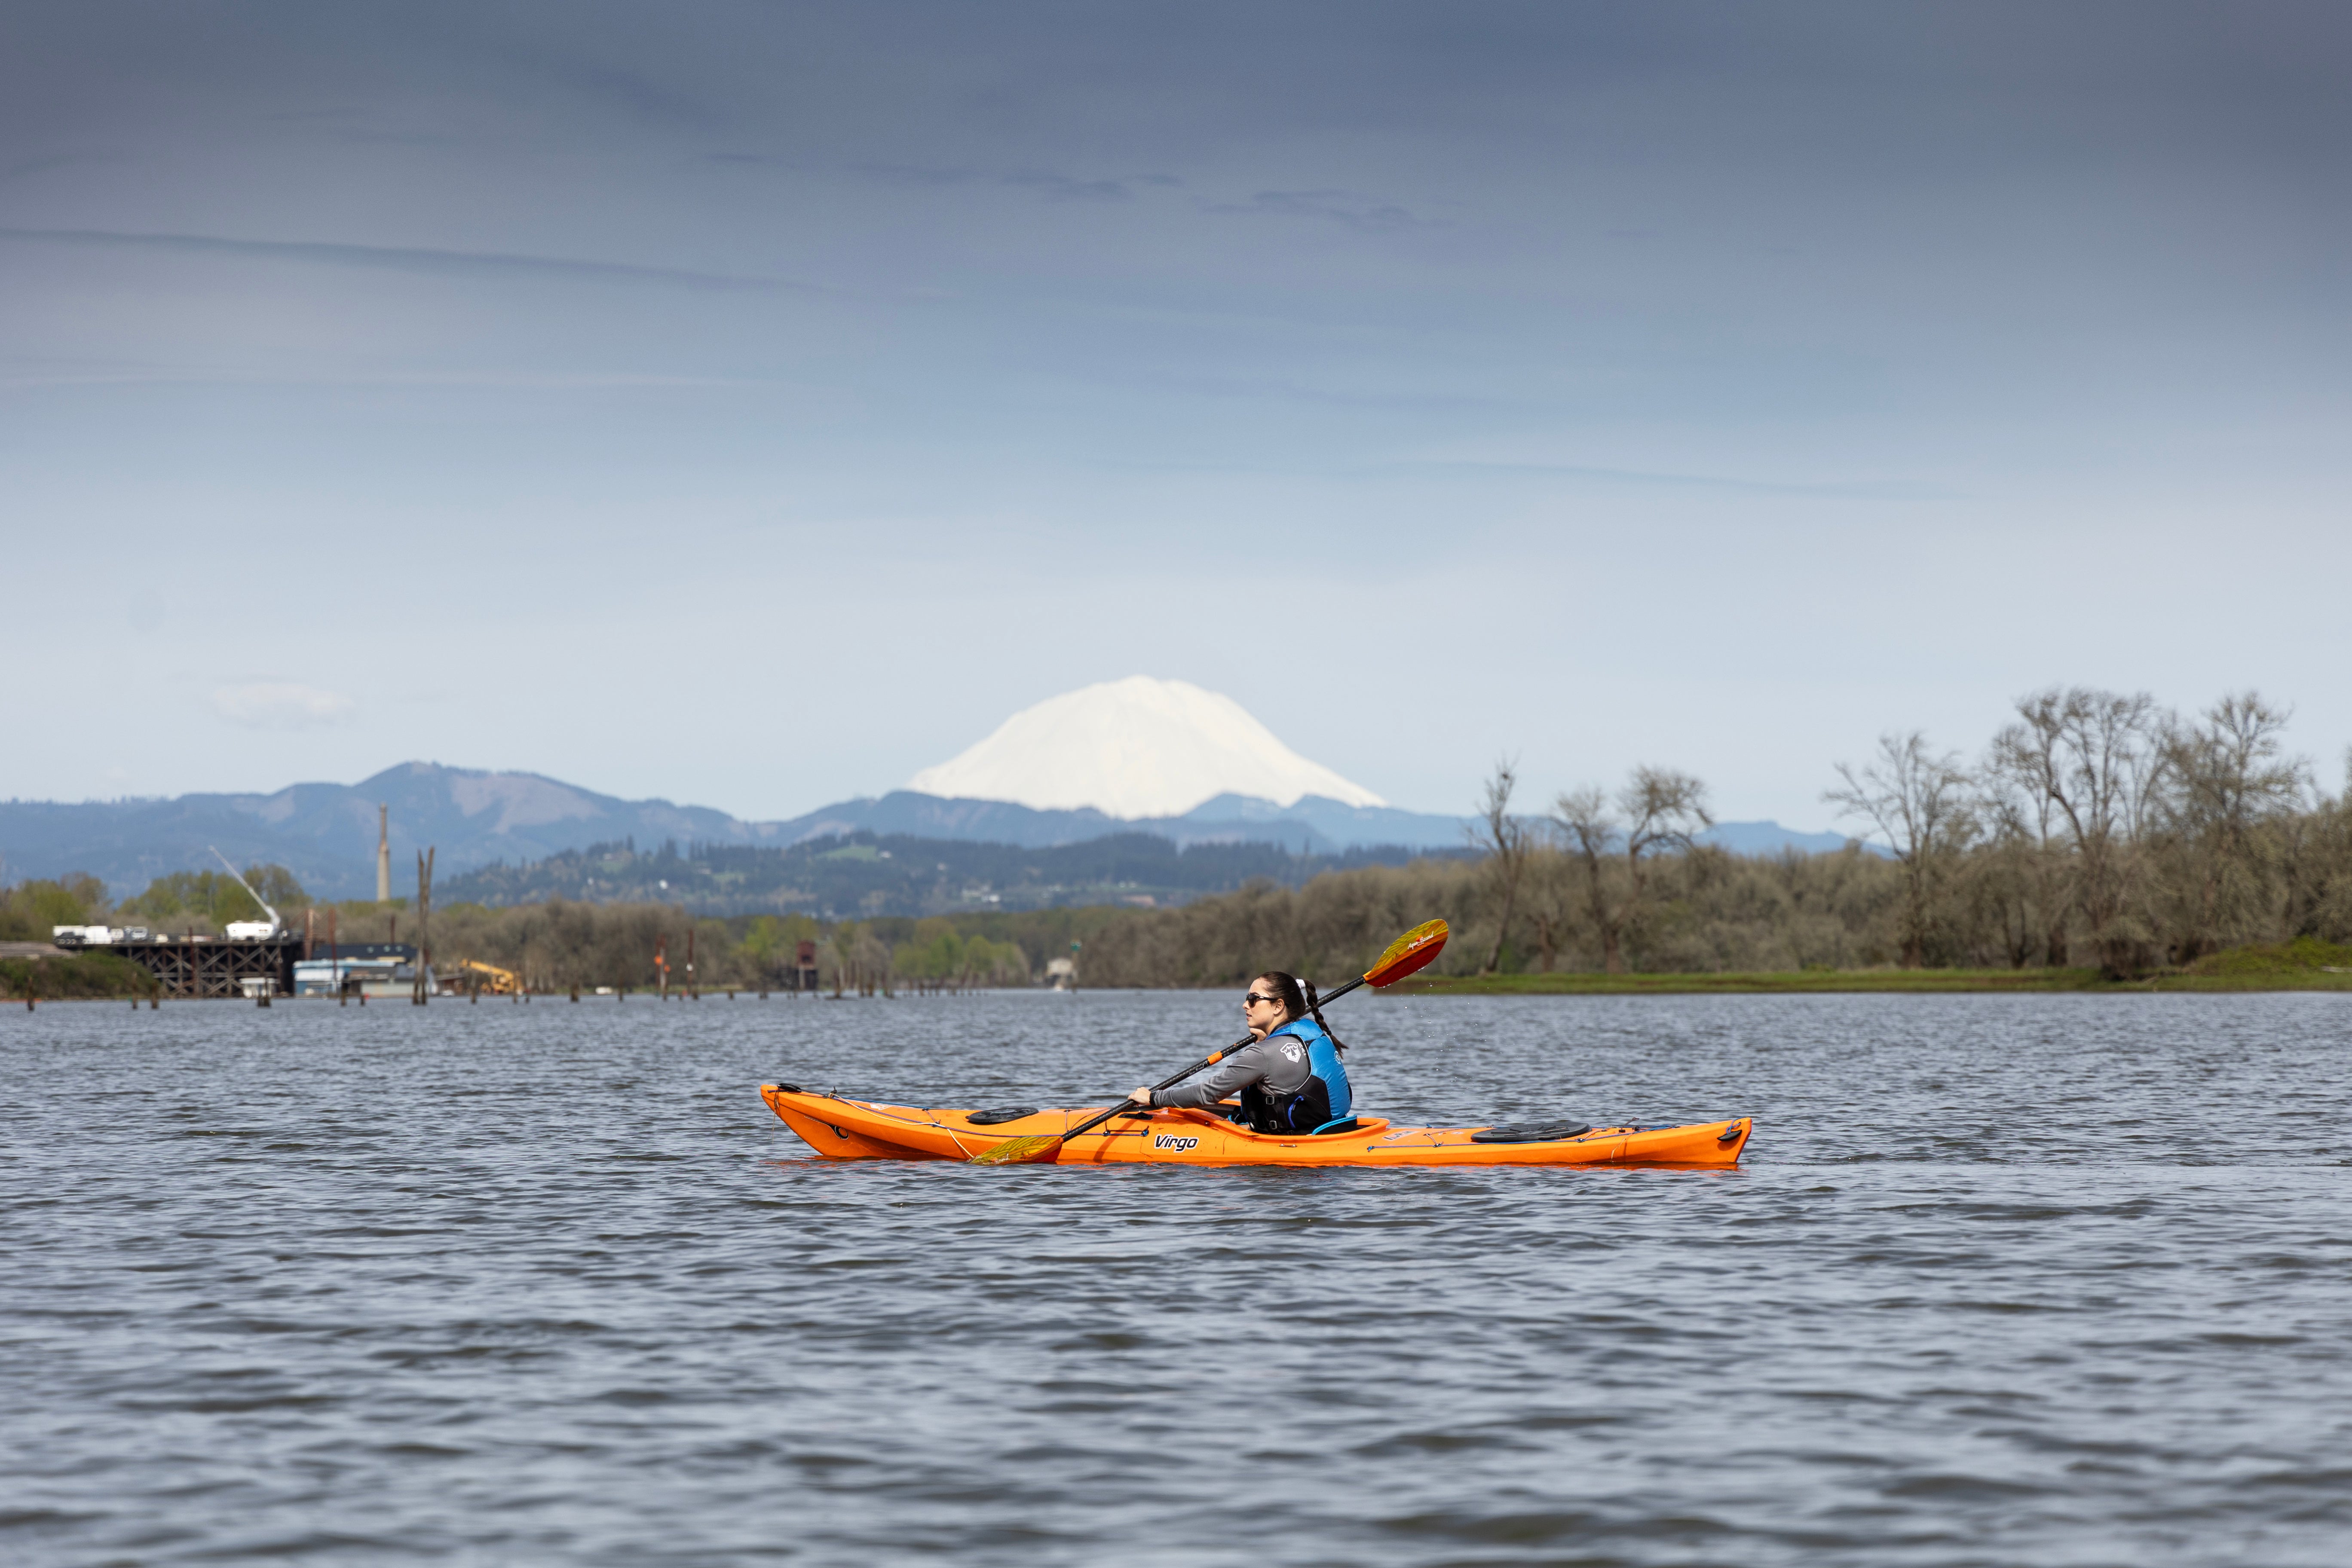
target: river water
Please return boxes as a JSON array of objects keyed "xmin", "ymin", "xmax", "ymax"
[{"xmin": 4, "ymin": 989, "xmax": 2349, "ymax": 1566}]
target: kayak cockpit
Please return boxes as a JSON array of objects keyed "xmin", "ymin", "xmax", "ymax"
[{"xmin": 1150, "ymin": 1105, "xmax": 1392, "ymax": 1139}]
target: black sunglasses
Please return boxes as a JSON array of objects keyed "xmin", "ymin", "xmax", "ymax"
[{"xmin": 1243, "ymin": 991, "xmax": 1281, "ymax": 1006}]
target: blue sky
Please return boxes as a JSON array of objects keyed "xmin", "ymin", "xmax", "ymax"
[{"xmin": 5, "ymin": 3, "xmax": 2346, "ymax": 827}]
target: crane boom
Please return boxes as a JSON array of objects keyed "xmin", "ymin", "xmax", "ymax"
[{"xmin": 208, "ymin": 846, "xmax": 282, "ymax": 936}]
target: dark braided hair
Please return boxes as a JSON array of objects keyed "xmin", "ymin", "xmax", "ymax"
[{"xmin": 1256, "ymin": 971, "xmax": 1346, "ymax": 1056}]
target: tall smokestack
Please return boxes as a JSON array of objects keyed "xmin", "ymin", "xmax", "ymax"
[{"xmin": 377, "ymin": 804, "xmax": 391, "ymax": 903}]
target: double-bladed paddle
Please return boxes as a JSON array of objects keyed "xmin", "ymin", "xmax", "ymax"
[{"xmin": 969, "ymin": 919, "xmax": 1449, "ymax": 1165}]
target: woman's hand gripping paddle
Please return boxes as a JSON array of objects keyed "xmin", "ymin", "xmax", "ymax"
[{"xmin": 968, "ymin": 919, "xmax": 1449, "ymax": 1165}]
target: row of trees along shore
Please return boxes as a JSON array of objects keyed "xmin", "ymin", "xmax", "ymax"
[
  {"xmin": 6, "ymin": 686, "xmax": 2349, "ymax": 995},
  {"xmin": 1416, "ymin": 685, "xmax": 2352, "ymax": 983}
]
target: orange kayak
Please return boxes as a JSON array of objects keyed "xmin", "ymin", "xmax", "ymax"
[{"xmin": 760, "ymin": 1084, "xmax": 1751, "ymax": 1167}]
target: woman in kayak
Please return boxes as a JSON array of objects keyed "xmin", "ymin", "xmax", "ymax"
[{"xmin": 1126, "ymin": 971, "xmax": 1355, "ymax": 1133}]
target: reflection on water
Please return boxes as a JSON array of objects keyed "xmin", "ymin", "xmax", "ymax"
[{"xmin": 4, "ymin": 989, "xmax": 2350, "ymax": 1565}]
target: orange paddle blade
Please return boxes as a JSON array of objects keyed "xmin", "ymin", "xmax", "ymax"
[{"xmin": 1363, "ymin": 919, "xmax": 1448, "ymax": 987}]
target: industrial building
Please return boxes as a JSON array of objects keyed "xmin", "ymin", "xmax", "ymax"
[{"xmin": 291, "ymin": 943, "xmax": 426, "ymax": 998}]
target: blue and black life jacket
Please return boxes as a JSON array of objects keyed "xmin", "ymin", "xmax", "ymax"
[{"xmin": 1238, "ymin": 1015, "xmax": 1354, "ymax": 1134}]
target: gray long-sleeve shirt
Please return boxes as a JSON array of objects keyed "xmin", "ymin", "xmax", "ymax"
[{"xmin": 1152, "ymin": 1031, "xmax": 1315, "ymax": 1109}]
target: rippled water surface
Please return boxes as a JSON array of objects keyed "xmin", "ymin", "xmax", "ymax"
[{"xmin": 6, "ymin": 989, "xmax": 2352, "ymax": 1566}]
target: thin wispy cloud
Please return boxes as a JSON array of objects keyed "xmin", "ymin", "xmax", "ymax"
[
  {"xmin": 501, "ymin": 44, "xmax": 729, "ymax": 132},
  {"xmin": 0, "ymin": 366, "xmax": 781, "ymax": 392},
  {"xmin": 1005, "ymin": 171, "xmax": 1134, "ymax": 202},
  {"xmin": 4, "ymin": 152, "xmax": 122, "ymax": 181},
  {"xmin": 1382, "ymin": 458, "xmax": 1960, "ymax": 501},
  {"xmin": 831, "ymin": 162, "xmax": 1182, "ymax": 202},
  {"xmin": 839, "ymin": 159, "xmax": 983, "ymax": 187},
  {"xmin": 1007, "ymin": 170, "xmax": 1182, "ymax": 202},
  {"xmin": 210, "ymin": 684, "xmax": 357, "ymax": 731},
  {"xmin": 1200, "ymin": 189, "xmax": 1433, "ymax": 231},
  {"xmin": 0, "ymin": 227, "xmax": 801, "ymax": 293}
]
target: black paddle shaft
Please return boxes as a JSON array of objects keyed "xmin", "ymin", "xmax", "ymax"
[{"xmin": 1054, "ymin": 974, "xmax": 1372, "ymax": 1146}]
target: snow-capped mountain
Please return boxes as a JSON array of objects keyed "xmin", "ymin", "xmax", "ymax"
[{"xmin": 906, "ymin": 676, "xmax": 1384, "ymax": 819}]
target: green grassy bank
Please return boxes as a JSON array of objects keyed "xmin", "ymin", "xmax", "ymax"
[
  {"xmin": 0, "ymin": 951, "xmax": 159, "ymax": 1001},
  {"xmin": 1384, "ymin": 939, "xmax": 2352, "ymax": 995}
]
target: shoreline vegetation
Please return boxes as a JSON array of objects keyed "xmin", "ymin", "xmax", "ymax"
[
  {"xmin": 5, "ymin": 685, "xmax": 2349, "ymax": 1002},
  {"xmin": 9, "ymin": 943, "xmax": 2351, "ymax": 1001},
  {"xmin": 1385, "ymin": 938, "xmax": 2352, "ymax": 995}
]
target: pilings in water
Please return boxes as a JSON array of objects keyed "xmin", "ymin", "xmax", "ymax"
[{"xmin": 14, "ymin": 974, "xmax": 813, "ymax": 1011}]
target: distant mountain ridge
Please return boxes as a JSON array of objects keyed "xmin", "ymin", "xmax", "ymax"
[
  {"xmin": 1702, "ymin": 820, "xmax": 1876, "ymax": 857},
  {"xmin": 0, "ymin": 765, "xmax": 1462, "ymax": 897},
  {"xmin": 769, "ymin": 790, "xmax": 1469, "ymax": 855},
  {"xmin": 0, "ymin": 763, "xmax": 767, "ymax": 899},
  {"xmin": 438, "ymin": 831, "xmax": 1452, "ymax": 919},
  {"xmin": 0, "ymin": 761, "xmax": 1874, "ymax": 898}
]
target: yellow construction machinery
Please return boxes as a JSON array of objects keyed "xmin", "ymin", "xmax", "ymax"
[{"xmin": 456, "ymin": 959, "xmax": 523, "ymax": 995}]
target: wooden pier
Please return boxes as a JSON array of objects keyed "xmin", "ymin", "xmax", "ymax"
[{"xmin": 108, "ymin": 936, "xmax": 300, "ymax": 999}]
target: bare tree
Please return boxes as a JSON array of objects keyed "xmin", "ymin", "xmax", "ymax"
[
  {"xmin": 1518, "ymin": 847, "xmax": 1575, "ymax": 972},
  {"xmin": 1553, "ymin": 768, "xmax": 1711, "ymax": 973},
  {"xmin": 1991, "ymin": 687, "xmax": 2167, "ymax": 977},
  {"xmin": 2287, "ymin": 748, "xmax": 2352, "ymax": 939},
  {"xmin": 1982, "ymin": 723, "xmax": 2072, "ymax": 966},
  {"xmin": 1620, "ymin": 767, "xmax": 1712, "ymax": 959},
  {"xmin": 1469, "ymin": 758, "xmax": 1533, "ymax": 974},
  {"xmin": 1972, "ymin": 785, "xmax": 2048, "ymax": 967},
  {"xmin": 1552, "ymin": 784, "xmax": 1623, "ymax": 972},
  {"xmin": 2156, "ymin": 692, "xmax": 2306, "ymax": 957},
  {"xmin": 1825, "ymin": 732, "xmax": 1975, "ymax": 967}
]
